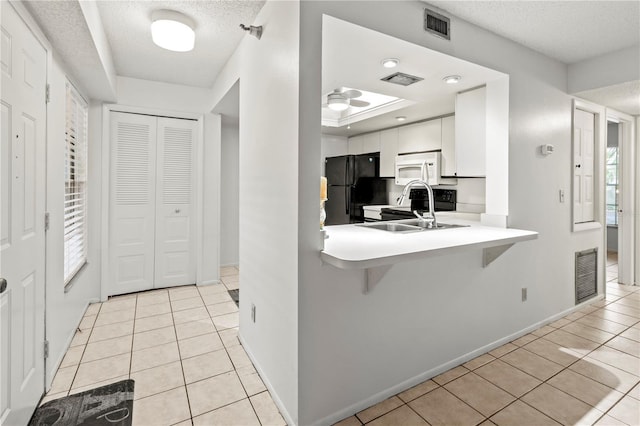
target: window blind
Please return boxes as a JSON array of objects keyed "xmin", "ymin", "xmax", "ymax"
[{"xmin": 64, "ymin": 82, "xmax": 88, "ymax": 284}]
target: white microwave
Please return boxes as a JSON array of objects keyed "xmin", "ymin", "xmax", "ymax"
[{"xmin": 395, "ymin": 152, "xmax": 441, "ymax": 186}]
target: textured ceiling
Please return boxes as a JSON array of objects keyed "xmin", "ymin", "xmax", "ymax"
[
  {"xmin": 427, "ymin": 1, "xmax": 640, "ymax": 64},
  {"xmin": 96, "ymin": 0, "xmax": 265, "ymax": 88}
]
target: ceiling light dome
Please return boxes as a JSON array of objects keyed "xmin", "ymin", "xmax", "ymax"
[
  {"xmin": 327, "ymin": 93, "xmax": 349, "ymax": 111},
  {"xmin": 151, "ymin": 10, "xmax": 196, "ymax": 52},
  {"xmin": 443, "ymin": 75, "xmax": 462, "ymax": 84},
  {"xmin": 381, "ymin": 58, "xmax": 399, "ymax": 68}
]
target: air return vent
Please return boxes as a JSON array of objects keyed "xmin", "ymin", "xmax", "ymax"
[
  {"xmin": 575, "ymin": 248, "xmax": 597, "ymax": 304},
  {"xmin": 424, "ymin": 8, "xmax": 450, "ymax": 40},
  {"xmin": 381, "ymin": 72, "xmax": 424, "ymax": 86}
]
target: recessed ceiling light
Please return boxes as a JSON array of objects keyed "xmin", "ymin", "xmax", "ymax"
[
  {"xmin": 443, "ymin": 75, "xmax": 462, "ymax": 84},
  {"xmin": 381, "ymin": 58, "xmax": 399, "ymax": 68},
  {"xmin": 151, "ymin": 10, "xmax": 196, "ymax": 52},
  {"xmin": 395, "ymin": 116, "xmax": 406, "ymax": 122}
]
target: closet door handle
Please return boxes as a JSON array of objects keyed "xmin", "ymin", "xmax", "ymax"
[
  {"xmin": 0, "ymin": 278, "xmax": 7, "ymax": 294},
  {"xmin": 175, "ymin": 208, "xmax": 181, "ymax": 214}
]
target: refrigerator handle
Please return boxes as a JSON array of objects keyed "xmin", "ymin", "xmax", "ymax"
[{"xmin": 346, "ymin": 187, "xmax": 350, "ymax": 215}]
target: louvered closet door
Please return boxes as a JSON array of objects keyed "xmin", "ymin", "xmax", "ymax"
[
  {"xmin": 109, "ymin": 112, "xmax": 157, "ymax": 295},
  {"xmin": 154, "ymin": 117, "xmax": 197, "ymax": 287}
]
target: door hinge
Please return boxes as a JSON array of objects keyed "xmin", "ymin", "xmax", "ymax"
[
  {"xmin": 44, "ymin": 212, "xmax": 50, "ymax": 231},
  {"xmin": 44, "ymin": 340, "xmax": 49, "ymax": 359},
  {"xmin": 45, "ymin": 84, "xmax": 50, "ymax": 104}
]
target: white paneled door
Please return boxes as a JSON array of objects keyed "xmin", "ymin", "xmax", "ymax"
[
  {"xmin": 0, "ymin": 2, "xmax": 47, "ymax": 425},
  {"xmin": 109, "ymin": 112, "xmax": 196, "ymax": 296},
  {"xmin": 574, "ymin": 109, "xmax": 595, "ymax": 223}
]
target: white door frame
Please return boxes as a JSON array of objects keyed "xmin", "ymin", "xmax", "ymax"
[
  {"xmin": 101, "ymin": 104, "xmax": 204, "ymax": 301},
  {"xmin": 606, "ymin": 108, "xmax": 636, "ymax": 285}
]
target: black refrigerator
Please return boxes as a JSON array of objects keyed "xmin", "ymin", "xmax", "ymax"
[{"xmin": 324, "ymin": 153, "xmax": 388, "ymax": 225}]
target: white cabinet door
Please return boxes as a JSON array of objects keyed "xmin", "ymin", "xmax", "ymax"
[
  {"xmin": 573, "ymin": 109, "xmax": 595, "ymax": 223},
  {"xmin": 398, "ymin": 119, "xmax": 442, "ymax": 153},
  {"xmin": 155, "ymin": 118, "xmax": 197, "ymax": 287},
  {"xmin": 348, "ymin": 135, "xmax": 364, "ymax": 154},
  {"xmin": 455, "ymin": 87, "xmax": 486, "ymax": 177},
  {"xmin": 380, "ymin": 128, "xmax": 399, "ymax": 177},
  {"xmin": 362, "ymin": 132, "xmax": 381, "ymax": 154},
  {"xmin": 441, "ymin": 116, "xmax": 456, "ymax": 176}
]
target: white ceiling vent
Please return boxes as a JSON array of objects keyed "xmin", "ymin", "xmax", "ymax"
[
  {"xmin": 380, "ymin": 72, "xmax": 424, "ymax": 86},
  {"xmin": 424, "ymin": 8, "xmax": 450, "ymax": 40}
]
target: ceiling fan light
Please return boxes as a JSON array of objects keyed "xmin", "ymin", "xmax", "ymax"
[
  {"xmin": 381, "ymin": 58, "xmax": 399, "ymax": 68},
  {"xmin": 327, "ymin": 94, "xmax": 349, "ymax": 111},
  {"xmin": 151, "ymin": 10, "xmax": 195, "ymax": 52},
  {"xmin": 443, "ymin": 75, "xmax": 462, "ymax": 84}
]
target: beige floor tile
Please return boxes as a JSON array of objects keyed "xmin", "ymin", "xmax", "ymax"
[
  {"xmin": 132, "ymin": 326, "xmax": 176, "ymax": 351},
  {"xmin": 173, "ymin": 306, "xmax": 210, "ymax": 325},
  {"xmin": 490, "ymin": 400, "xmax": 560, "ymax": 426},
  {"xmin": 136, "ymin": 302, "xmax": 172, "ymax": 319},
  {"xmin": 501, "ymin": 348, "xmax": 564, "ymax": 381},
  {"xmin": 94, "ymin": 309, "xmax": 135, "ymax": 327},
  {"xmin": 333, "ymin": 416, "xmax": 362, "ymax": 426},
  {"xmin": 577, "ymin": 315, "xmax": 629, "ymax": 334},
  {"xmin": 531, "ymin": 325, "xmax": 555, "ymax": 338},
  {"xmin": 561, "ymin": 322, "xmax": 616, "ymax": 344},
  {"xmin": 250, "ymin": 391, "xmax": 286, "ymax": 426},
  {"xmin": 207, "ymin": 301, "xmax": 238, "ymax": 318},
  {"xmin": 628, "ymin": 382, "xmax": 640, "ymax": 400},
  {"xmin": 223, "ymin": 280, "xmax": 239, "ymax": 291},
  {"xmin": 489, "ymin": 343, "xmax": 518, "ymax": 358},
  {"xmin": 201, "ymin": 291, "xmax": 233, "ymax": 306},
  {"xmin": 475, "ymin": 359, "xmax": 541, "ymax": 398},
  {"xmin": 187, "ymin": 371, "xmax": 247, "ymax": 416},
  {"xmin": 198, "ymin": 284, "xmax": 229, "ymax": 295},
  {"xmin": 408, "ymin": 387, "xmax": 484, "ymax": 426},
  {"xmin": 589, "ymin": 346, "xmax": 640, "ymax": 376},
  {"xmin": 356, "ymin": 396, "xmax": 404, "ymax": 423},
  {"xmin": 40, "ymin": 392, "xmax": 68, "ymax": 405},
  {"xmin": 368, "ymin": 405, "xmax": 429, "ymax": 426},
  {"xmin": 479, "ymin": 419, "xmax": 497, "ymax": 426},
  {"xmin": 522, "ymin": 338, "xmax": 583, "ymax": 367},
  {"xmin": 136, "ymin": 291, "xmax": 169, "ymax": 307},
  {"xmin": 100, "ymin": 297, "xmax": 137, "ymax": 314},
  {"xmin": 213, "ymin": 312, "xmax": 239, "ymax": 330},
  {"xmin": 398, "ymin": 380, "xmax": 439, "ymax": 403},
  {"xmin": 605, "ymin": 335, "xmax": 640, "ymax": 357},
  {"xmin": 227, "ymin": 344, "xmax": 253, "ymax": 369},
  {"xmin": 549, "ymin": 318, "xmax": 572, "ymax": 328},
  {"xmin": 222, "ymin": 275, "xmax": 240, "ymax": 285},
  {"xmin": 569, "ymin": 357, "xmax": 640, "ymax": 394},
  {"xmin": 219, "ymin": 327, "xmax": 241, "ymax": 348},
  {"xmin": 542, "ymin": 329, "xmax": 600, "ymax": 355},
  {"xmin": 72, "ymin": 353, "xmax": 130, "ymax": 389},
  {"xmin": 70, "ymin": 329, "xmax": 91, "ymax": 347},
  {"xmin": 129, "ymin": 361, "xmax": 185, "ymax": 400},
  {"xmin": 175, "ymin": 318, "xmax": 216, "ymax": 341},
  {"xmin": 85, "ymin": 303, "xmax": 101, "ymax": 316},
  {"xmin": 172, "ymin": 420, "xmax": 192, "ymax": 426},
  {"xmin": 59, "ymin": 345, "xmax": 84, "ymax": 368},
  {"xmin": 49, "ymin": 365, "xmax": 78, "ymax": 394},
  {"xmin": 69, "ymin": 375, "xmax": 129, "ymax": 395},
  {"xmin": 169, "ymin": 286, "xmax": 201, "ymax": 301},
  {"xmin": 89, "ymin": 320, "xmax": 134, "ymax": 343},
  {"xmin": 82, "ymin": 335, "xmax": 132, "ymax": 363},
  {"xmin": 591, "ymin": 308, "xmax": 639, "ymax": 326},
  {"xmin": 511, "ymin": 334, "xmax": 538, "ymax": 347},
  {"xmin": 237, "ymin": 365, "xmax": 267, "ymax": 396},
  {"xmin": 182, "ymin": 349, "xmax": 234, "ymax": 384},
  {"xmin": 171, "ymin": 296, "xmax": 205, "ymax": 312},
  {"xmin": 134, "ymin": 313, "xmax": 174, "ymax": 333},
  {"xmin": 178, "ymin": 333, "xmax": 224, "ymax": 359},
  {"xmin": 593, "ymin": 414, "xmax": 627, "ymax": 425},
  {"xmin": 193, "ymin": 398, "xmax": 260, "ymax": 426},
  {"xmin": 564, "ymin": 311, "xmax": 586, "ymax": 321},
  {"xmin": 133, "ymin": 386, "xmax": 191, "ymax": 426},
  {"xmin": 521, "ymin": 383, "xmax": 603, "ymax": 426},
  {"xmin": 131, "ymin": 341, "xmax": 180, "ymax": 373},
  {"xmin": 547, "ymin": 370, "xmax": 623, "ymax": 412},
  {"xmin": 463, "ymin": 353, "xmax": 496, "ymax": 371},
  {"xmin": 432, "ymin": 365, "xmax": 469, "ymax": 385},
  {"xmin": 604, "ymin": 302, "xmax": 640, "ymax": 319},
  {"xmin": 578, "ymin": 305, "xmax": 599, "ymax": 315},
  {"xmin": 220, "ymin": 266, "xmax": 239, "ymax": 277},
  {"xmin": 619, "ymin": 326, "xmax": 640, "ymax": 343},
  {"xmin": 615, "ymin": 296, "xmax": 640, "ymax": 309},
  {"xmin": 444, "ymin": 372, "xmax": 515, "ymax": 417},
  {"xmin": 78, "ymin": 315, "xmax": 97, "ymax": 331}
]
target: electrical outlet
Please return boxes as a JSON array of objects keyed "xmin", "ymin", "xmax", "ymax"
[
  {"xmin": 251, "ymin": 304, "xmax": 256, "ymax": 323},
  {"xmin": 522, "ymin": 288, "xmax": 527, "ymax": 302}
]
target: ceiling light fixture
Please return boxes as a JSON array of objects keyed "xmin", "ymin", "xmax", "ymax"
[
  {"xmin": 327, "ymin": 93, "xmax": 349, "ymax": 111},
  {"xmin": 381, "ymin": 58, "xmax": 399, "ymax": 68},
  {"xmin": 151, "ymin": 10, "xmax": 195, "ymax": 52},
  {"xmin": 396, "ymin": 116, "xmax": 407, "ymax": 122},
  {"xmin": 443, "ymin": 75, "xmax": 462, "ymax": 84}
]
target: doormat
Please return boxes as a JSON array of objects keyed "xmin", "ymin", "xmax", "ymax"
[
  {"xmin": 228, "ymin": 289, "xmax": 239, "ymax": 307},
  {"xmin": 29, "ymin": 379, "xmax": 134, "ymax": 426}
]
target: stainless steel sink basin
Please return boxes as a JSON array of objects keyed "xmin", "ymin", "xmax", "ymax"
[
  {"xmin": 357, "ymin": 223, "xmax": 424, "ymax": 233},
  {"xmin": 401, "ymin": 220, "xmax": 469, "ymax": 230}
]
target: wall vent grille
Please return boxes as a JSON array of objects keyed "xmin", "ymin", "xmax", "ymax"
[
  {"xmin": 424, "ymin": 8, "xmax": 451, "ymax": 40},
  {"xmin": 575, "ymin": 248, "xmax": 597, "ymax": 304},
  {"xmin": 380, "ymin": 72, "xmax": 424, "ymax": 86}
]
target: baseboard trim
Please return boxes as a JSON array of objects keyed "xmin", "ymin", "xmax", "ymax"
[{"xmin": 198, "ymin": 279, "xmax": 222, "ymax": 286}]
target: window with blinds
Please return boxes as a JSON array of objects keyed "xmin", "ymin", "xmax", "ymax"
[{"xmin": 64, "ymin": 82, "xmax": 88, "ymax": 284}]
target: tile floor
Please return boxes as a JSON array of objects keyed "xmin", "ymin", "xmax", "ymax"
[{"xmin": 42, "ymin": 266, "xmax": 286, "ymax": 426}]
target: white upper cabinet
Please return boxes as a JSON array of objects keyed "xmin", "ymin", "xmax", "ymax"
[
  {"xmin": 455, "ymin": 87, "xmax": 486, "ymax": 177},
  {"xmin": 398, "ymin": 119, "xmax": 442, "ymax": 154},
  {"xmin": 379, "ymin": 128, "xmax": 398, "ymax": 177},
  {"xmin": 362, "ymin": 132, "xmax": 381, "ymax": 154},
  {"xmin": 441, "ymin": 116, "xmax": 456, "ymax": 177},
  {"xmin": 348, "ymin": 135, "xmax": 364, "ymax": 154}
]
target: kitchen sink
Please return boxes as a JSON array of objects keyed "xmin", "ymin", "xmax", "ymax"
[
  {"xmin": 358, "ymin": 220, "xmax": 469, "ymax": 233},
  {"xmin": 400, "ymin": 220, "xmax": 469, "ymax": 230}
]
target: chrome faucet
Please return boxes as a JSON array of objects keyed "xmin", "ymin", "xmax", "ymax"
[{"xmin": 397, "ymin": 179, "xmax": 438, "ymax": 228}]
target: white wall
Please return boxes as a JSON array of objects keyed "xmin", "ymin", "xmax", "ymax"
[
  {"xmin": 116, "ymin": 76, "xmax": 214, "ymax": 113},
  {"xmin": 568, "ymin": 45, "xmax": 640, "ymax": 94},
  {"xmin": 320, "ymin": 134, "xmax": 348, "ymax": 173},
  {"xmin": 297, "ymin": 2, "xmax": 605, "ymax": 424},
  {"xmin": 220, "ymin": 119, "xmax": 239, "ymax": 266},
  {"xmin": 45, "ymin": 54, "xmax": 102, "ymax": 387},
  {"xmin": 210, "ymin": 1, "xmax": 301, "ymax": 424}
]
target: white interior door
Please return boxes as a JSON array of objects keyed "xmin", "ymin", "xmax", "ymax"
[
  {"xmin": 109, "ymin": 112, "xmax": 157, "ymax": 296},
  {"xmin": 154, "ymin": 118, "xmax": 197, "ymax": 287},
  {"xmin": 574, "ymin": 109, "xmax": 595, "ymax": 223},
  {"xmin": 0, "ymin": 2, "xmax": 47, "ymax": 424}
]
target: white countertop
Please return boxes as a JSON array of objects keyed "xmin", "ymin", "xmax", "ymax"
[{"xmin": 321, "ymin": 219, "xmax": 538, "ymax": 270}]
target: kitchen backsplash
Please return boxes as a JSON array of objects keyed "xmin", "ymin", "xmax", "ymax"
[{"xmin": 387, "ymin": 178, "xmax": 486, "ymax": 212}]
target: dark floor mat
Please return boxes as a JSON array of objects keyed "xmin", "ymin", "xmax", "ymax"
[
  {"xmin": 228, "ymin": 289, "xmax": 239, "ymax": 307},
  {"xmin": 29, "ymin": 379, "xmax": 134, "ymax": 426}
]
